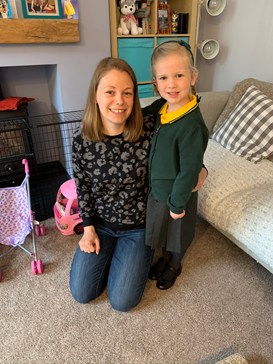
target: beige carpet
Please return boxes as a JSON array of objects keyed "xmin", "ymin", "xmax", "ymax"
[{"xmin": 0, "ymin": 217, "xmax": 273, "ymax": 364}]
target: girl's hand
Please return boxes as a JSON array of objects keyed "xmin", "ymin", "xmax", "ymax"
[
  {"xmin": 78, "ymin": 226, "xmax": 100, "ymax": 254},
  {"xmin": 170, "ymin": 210, "xmax": 186, "ymax": 220},
  {"xmin": 192, "ymin": 166, "xmax": 208, "ymax": 192}
]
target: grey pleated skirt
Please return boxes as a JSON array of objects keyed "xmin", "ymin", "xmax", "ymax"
[{"xmin": 145, "ymin": 192, "xmax": 198, "ymax": 254}]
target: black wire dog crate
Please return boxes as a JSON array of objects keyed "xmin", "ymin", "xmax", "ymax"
[
  {"xmin": 0, "ymin": 110, "xmax": 83, "ymax": 221},
  {"xmin": 0, "ymin": 107, "xmax": 35, "ymax": 179}
]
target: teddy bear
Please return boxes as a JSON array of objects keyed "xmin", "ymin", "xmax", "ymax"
[{"xmin": 117, "ymin": 0, "xmax": 143, "ymax": 35}]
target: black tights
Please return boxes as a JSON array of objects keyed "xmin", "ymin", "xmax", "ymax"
[{"xmin": 162, "ymin": 248, "xmax": 183, "ymax": 270}]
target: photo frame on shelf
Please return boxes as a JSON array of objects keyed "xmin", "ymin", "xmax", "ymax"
[
  {"xmin": 157, "ymin": 2, "xmax": 171, "ymax": 34},
  {"xmin": 9, "ymin": 0, "xmax": 19, "ymax": 18},
  {"xmin": 0, "ymin": 0, "xmax": 16, "ymax": 18},
  {"xmin": 61, "ymin": 0, "xmax": 79, "ymax": 20},
  {"xmin": 21, "ymin": 0, "xmax": 63, "ymax": 18}
]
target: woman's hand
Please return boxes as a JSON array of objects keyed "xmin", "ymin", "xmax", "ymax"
[
  {"xmin": 170, "ymin": 210, "xmax": 186, "ymax": 220},
  {"xmin": 78, "ymin": 226, "xmax": 100, "ymax": 254},
  {"xmin": 192, "ymin": 166, "xmax": 208, "ymax": 192}
]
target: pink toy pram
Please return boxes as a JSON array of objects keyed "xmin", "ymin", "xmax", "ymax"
[{"xmin": 0, "ymin": 159, "xmax": 44, "ymax": 282}]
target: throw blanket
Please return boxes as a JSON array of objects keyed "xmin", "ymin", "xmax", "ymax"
[
  {"xmin": 0, "ymin": 97, "xmax": 34, "ymax": 111},
  {"xmin": 198, "ymin": 139, "xmax": 273, "ymax": 274}
]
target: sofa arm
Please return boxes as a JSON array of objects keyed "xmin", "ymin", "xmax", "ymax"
[{"xmin": 198, "ymin": 91, "xmax": 231, "ymax": 134}]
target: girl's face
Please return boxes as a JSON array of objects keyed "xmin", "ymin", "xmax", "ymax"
[
  {"xmin": 153, "ymin": 53, "xmax": 197, "ymax": 112},
  {"xmin": 96, "ymin": 69, "xmax": 134, "ymax": 136}
]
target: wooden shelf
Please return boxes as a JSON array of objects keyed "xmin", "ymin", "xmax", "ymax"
[
  {"xmin": 0, "ymin": 19, "xmax": 80, "ymax": 44},
  {"xmin": 109, "ymin": 0, "xmax": 199, "ymax": 97}
]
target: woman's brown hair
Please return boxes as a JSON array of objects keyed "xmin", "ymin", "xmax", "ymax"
[{"xmin": 82, "ymin": 57, "xmax": 143, "ymax": 142}]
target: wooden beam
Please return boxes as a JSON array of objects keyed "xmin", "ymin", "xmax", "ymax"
[{"xmin": 0, "ymin": 19, "xmax": 80, "ymax": 44}]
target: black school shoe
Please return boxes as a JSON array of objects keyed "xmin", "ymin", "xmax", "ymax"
[
  {"xmin": 156, "ymin": 264, "xmax": 182, "ymax": 290},
  {"xmin": 148, "ymin": 257, "xmax": 170, "ymax": 280}
]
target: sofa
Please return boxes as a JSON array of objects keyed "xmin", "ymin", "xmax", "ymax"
[
  {"xmin": 214, "ymin": 353, "xmax": 248, "ymax": 364},
  {"xmin": 140, "ymin": 78, "xmax": 273, "ymax": 275}
]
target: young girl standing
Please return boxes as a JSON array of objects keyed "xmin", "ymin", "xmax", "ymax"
[{"xmin": 143, "ymin": 40, "xmax": 209, "ymax": 290}]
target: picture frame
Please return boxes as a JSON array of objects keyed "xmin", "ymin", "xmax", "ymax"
[
  {"xmin": 157, "ymin": 3, "xmax": 171, "ymax": 34},
  {"xmin": 61, "ymin": 0, "xmax": 79, "ymax": 20},
  {"xmin": 9, "ymin": 0, "xmax": 19, "ymax": 18},
  {"xmin": 21, "ymin": 0, "xmax": 63, "ymax": 19},
  {"xmin": 0, "ymin": 0, "xmax": 17, "ymax": 18}
]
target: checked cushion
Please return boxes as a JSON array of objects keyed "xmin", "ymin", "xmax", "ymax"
[{"xmin": 211, "ymin": 85, "xmax": 273, "ymax": 163}]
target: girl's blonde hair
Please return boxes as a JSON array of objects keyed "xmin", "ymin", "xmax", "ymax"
[
  {"xmin": 151, "ymin": 41, "xmax": 199, "ymax": 95},
  {"xmin": 82, "ymin": 57, "xmax": 143, "ymax": 142}
]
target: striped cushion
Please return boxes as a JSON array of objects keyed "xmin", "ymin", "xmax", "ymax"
[{"xmin": 212, "ymin": 85, "xmax": 273, "ymax": 163}]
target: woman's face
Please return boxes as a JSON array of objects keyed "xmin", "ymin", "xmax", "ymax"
[{"xmin": 96, "ymin": 69, "xmax": 134, "ymax": 136}]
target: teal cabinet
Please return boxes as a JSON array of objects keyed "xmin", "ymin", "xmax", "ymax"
[
  {"xmin": 138, "ymin": 84, "xmax": 154, "ymax": 99},
  {"xmin": 117, "ymin": 38, "xmax": 154, "ymax": 83},
  {"xmin": 157, "ymin": 36, "xmax": 189, "ymax": 45}
]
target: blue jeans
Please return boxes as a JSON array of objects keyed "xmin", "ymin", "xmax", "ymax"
[{"xmin": 69, "ymin": 225, "xmax": 153, "ymax": 312}]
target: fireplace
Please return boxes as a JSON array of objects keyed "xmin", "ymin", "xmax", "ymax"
[{"xmin": 0, "ymin": 64, "xmax": 83, "ymax": 220}]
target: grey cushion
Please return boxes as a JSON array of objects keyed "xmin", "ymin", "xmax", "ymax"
[
  {"xmin": 213, "ymin": 78, "xmax": 273, "ymax": 133},
  {"xmin": 198, "ymin": 91, "xmax": 230, "ymax": 134},
  {"xmin": 211, "ymin": 85, "xmax": 273, "ymax": 163}
]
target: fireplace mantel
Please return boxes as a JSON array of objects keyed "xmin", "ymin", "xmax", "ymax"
[{"xmin": 0, "ymin": 19, "xmax": 80, "ymax": 44}]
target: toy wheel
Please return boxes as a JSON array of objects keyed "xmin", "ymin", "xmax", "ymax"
[
  {"xmin": 31, "ymin": 260, "xmax": 38, "ymax": 275},
  {"xmin": 37, "ymin": 259, "xmax": 44, "ymax": 274},
  {"xmin": 74, "ymin": 223, "xmax": 84, "ymax": 235}
]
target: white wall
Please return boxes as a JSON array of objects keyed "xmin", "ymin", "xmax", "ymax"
[
  {"xmin": 3, "ymin": 1, "xmax": 273, "ymax": 108},
  {"xmin": 196, "ymin": 0, "xmax": 273, "ymax": 92},
  {"xmin": 0, "ymin": 1, "xmax": 111, "ymax": 116}
]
